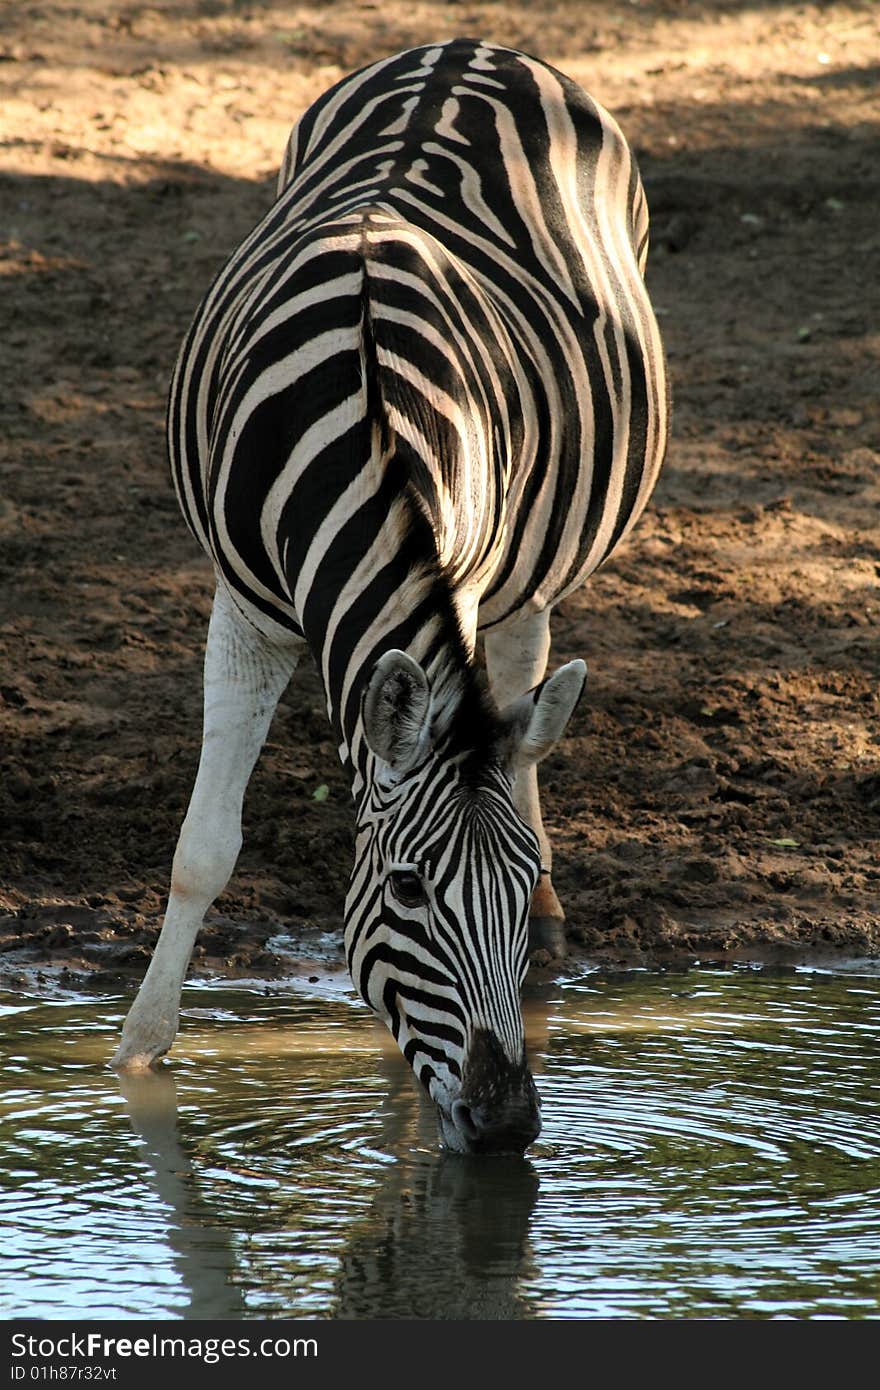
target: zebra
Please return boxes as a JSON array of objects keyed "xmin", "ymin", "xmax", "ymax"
[{"xmin": 112, "ymin": 38, "xmax": 668, "ymax": 1155}]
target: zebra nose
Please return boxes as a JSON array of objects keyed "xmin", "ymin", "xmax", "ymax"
[
  {"xmin": 450, "ymin": 1093, "xmax": 542, "ymax": 1154},
  {"xmin": 451, "ymin": 1028, "xmax": 542, "ymax": 1154}
]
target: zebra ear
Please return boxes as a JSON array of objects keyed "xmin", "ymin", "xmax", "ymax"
[
  {"xmin": 499, "ymin": 659, "xmax": 587, "ymax": 769},
  {"xmin": 362, "ymin": 649, "xmax": 432, "ymax": 780}
]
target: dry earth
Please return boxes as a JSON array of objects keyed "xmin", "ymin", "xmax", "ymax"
[{"xmin": 1, "ymin": 0, "xmax": 878, "ymax": 993}]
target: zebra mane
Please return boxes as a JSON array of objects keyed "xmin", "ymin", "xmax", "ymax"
[
  {"xmin": 357, "ymin": 233, "xmax": 506, "ymax": 780},
  {"xmin": 420, "ymin": 577, "xmax": 507, "ymax": 779}
]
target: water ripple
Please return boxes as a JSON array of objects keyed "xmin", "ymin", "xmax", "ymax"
[{"xmin": 2, "ymin": 968, "xmax": 879, "ymax": 1318}]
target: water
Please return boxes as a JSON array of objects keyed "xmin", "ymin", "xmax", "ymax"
[{"xmin": 2, "ymin": 965, "xmax": 879, "ymax": 1319}]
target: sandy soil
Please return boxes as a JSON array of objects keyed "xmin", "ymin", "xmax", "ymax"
[{"xmin": 1, "ymin": 0, "xmax": 878, "ymax": 993}]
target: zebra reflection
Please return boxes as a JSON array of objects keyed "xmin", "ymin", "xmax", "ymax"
[
  {"xmin": 118, "ymin": 1006, "xmax": 549, "ymax": 1318},
  {"xmin": 324, "ymin": 1056, "xmax": 540, "ymax": 1318},
  {"xmin": 119, "ymin": 1071, "xmax": 246, "ymax": 1320}
]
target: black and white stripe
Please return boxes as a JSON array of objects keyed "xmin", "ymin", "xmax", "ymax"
[
  {"xmin": 169, "ymin": 41, "xmax": 665, "ymax": 704},
  {"xmin": 117, "ymin": 39, "xmax": 668, "ymax": 1152}
]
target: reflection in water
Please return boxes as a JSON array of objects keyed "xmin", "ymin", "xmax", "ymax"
[
  {"xmin": 328, "ymin": 1067, "xmax": 540, "ymax": 1319},
  {"xmin": 2, "ymin": 968, "xmax": 880, "ymax": 1319},
  {"xmin": 333, "ymin": 1153, "xmax": 539, "ymax": 1319},
  {"xmin": 118, "ymin": 1072, "xmax": 246, "ymax": 1320},
  {"xmin": 117, "ymin": 1045, "xmax": 541, "ymax": 1320}
]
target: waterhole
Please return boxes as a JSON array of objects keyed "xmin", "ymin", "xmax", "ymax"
[{"xmin": 2, "ymin": 965, "xmax": 879, "ymax": 1319}]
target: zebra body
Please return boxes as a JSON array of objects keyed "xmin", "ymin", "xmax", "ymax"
[{"xmin": 114, "ymin": 40, "xmax": 668, "ymax": 1154}]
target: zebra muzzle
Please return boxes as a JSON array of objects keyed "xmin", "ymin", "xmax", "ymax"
[{"xmin": 446, "ymin": 1029, "xmax": 542, "ymax": 1155}]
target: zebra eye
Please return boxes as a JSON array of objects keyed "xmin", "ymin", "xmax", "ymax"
[{"xmin": 388, "ymin": 868, "xmax": 426, "ymax": 908}]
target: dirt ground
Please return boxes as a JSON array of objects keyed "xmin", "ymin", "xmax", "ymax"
[{"xmin": 1, "ymin": 0, "xmax": 878, "ymax": 995}]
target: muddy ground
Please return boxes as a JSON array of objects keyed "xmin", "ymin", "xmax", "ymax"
[{"xmin": 1, "ymin": 0, "xmax": 878, "ymax": 996}]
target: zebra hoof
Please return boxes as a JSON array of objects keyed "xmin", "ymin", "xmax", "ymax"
[{"xmin": 528, "ymin": 915, "xmax": 567, "ymax": 958}]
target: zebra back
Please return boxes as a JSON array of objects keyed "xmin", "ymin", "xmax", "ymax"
[{"xmin": 168, "ymin": 40, "xmax": 667, "ymax": 686}]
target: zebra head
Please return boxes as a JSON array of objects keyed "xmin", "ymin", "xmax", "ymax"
[{"xmin": 345, "ymin": 648, "xmax": 586, "ymax": 1155}]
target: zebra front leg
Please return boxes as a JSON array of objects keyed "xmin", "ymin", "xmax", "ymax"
[
  {"xmin": 112, "ymin": 584, "xmax": 301, "ymax": 1071},
  {"xmin": 485, "ymin": 609, "xmax": 568, "ymax": 957}
]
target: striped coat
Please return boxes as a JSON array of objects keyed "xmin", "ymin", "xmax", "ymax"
[
  {"xmin": 168, "ymin": 37, "xmax": 667, "ymax": 780},
  {"xmin": 115, "ymin": 39, "xmax": 667, "ymax": 1153}
]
